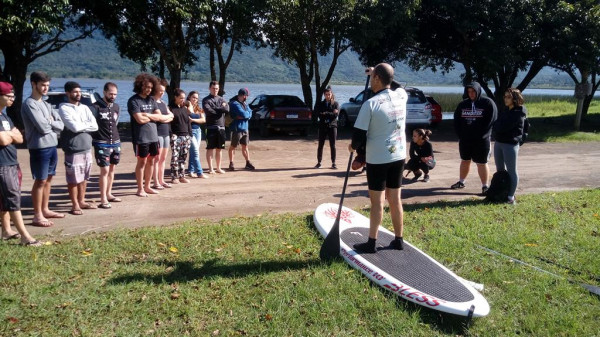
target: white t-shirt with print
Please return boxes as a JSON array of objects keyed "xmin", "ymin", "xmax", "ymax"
[{"xmin": 354, "ymin": 88, "xmax": 407, "ymax": 164}]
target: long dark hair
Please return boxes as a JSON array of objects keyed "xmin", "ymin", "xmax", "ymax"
[{"xmin": 413, "ymin": 128, "xmax": 432, "ymax": 141}]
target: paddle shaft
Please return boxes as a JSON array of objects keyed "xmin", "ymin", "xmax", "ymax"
[
  {"xmin": 476, "ymin": 244, "xmax": 600, "ymax": 296},
  {"xmin": 319, "ymin": 74, "xmax": 370, "ymax": 260}
]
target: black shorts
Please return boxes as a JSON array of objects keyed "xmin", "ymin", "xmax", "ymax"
[
  {"xmin": 94, "ymin": 144, "xmax": 121, "ymax": 167},
  {"xmin": 366, "ymin": 159, "xmax": 405, "ymax": 191},
  {"xmin": 134, "ymin": 142, "xmax": 159, "ymax": 158},
  {"xmin": 459, "ymin": 139, "xmax": 491, "ymax": 164},
  {"xmin": 206, "ymin": 128, "xmax": 226, "ymax": 150},
  {"xmin": 0, "ymin": 165, "xmax": 22, "ymax": 211}
]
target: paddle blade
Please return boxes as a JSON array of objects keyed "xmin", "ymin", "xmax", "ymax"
[{"xmin": 319, "ymin": 218, "xmax": 341, "ymax": 260}]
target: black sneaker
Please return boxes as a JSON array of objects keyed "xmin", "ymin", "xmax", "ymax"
[
  {"xmin": 314, "ymin": 163, "xmax": 321, "ymax": 169},
  {"xmin": 451, "ymin": 181, "xmax": 465, "ymax": 189},
  {"xmin": 480, "ymin": 186, "xmax": 489, "ymax": 196},
  {"xmin": 423, "ymin": 174, "xmax": 430, "ymax": 182},
  {"xmin": 331, "ymin": 163, "xmax": 337, "ymax": 169},
  {"xmin": 228, "ymin": 162, "xmax": 235, "ymax": 171},
  {"xmin": 353, "ymin": 241, "xmax": 377, "ymax": 254},
  {"xmin": 245, "ymin": 162, "xmax": 255, "ymax": 170},
  {"xmin": 389, "ymin": 237, "xmax": 404, "ymax": 250}
]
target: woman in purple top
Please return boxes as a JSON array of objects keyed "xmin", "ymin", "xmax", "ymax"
[{"xmin": 169, "ymin": 89, "xmax": 192, "ymax": 183}]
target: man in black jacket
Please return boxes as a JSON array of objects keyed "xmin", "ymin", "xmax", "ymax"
[{"xmin": 451, "ymin": 82, "xmax": 497, "ymax": 195}]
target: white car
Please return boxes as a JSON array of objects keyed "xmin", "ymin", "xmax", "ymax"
[
  {"xmin": 339, "ymin": 86, "xmax": 432, "ymax": 128},
  {"xmin": 44, "ymin": 87, "xmax": 98, "ymax": 111}
]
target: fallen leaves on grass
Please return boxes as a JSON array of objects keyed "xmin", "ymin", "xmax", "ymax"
[
  {"xmin": 525, "ymin": 243, "xmax": 538, "ymax": 247},
  {"xmin": 81, "ymin": 249, "xmax": 92, "ymax": 256},
  {"xmin": 169, "ymin": 246, "xmax": 178, "ymax": 253},
  {"xmin": 6, "ymin": 317, "xmax": 19, "ymax": 323}
]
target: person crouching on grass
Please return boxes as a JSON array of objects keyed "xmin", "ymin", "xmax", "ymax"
[
  {"xmin": 58, "ymin": 81, "xmax": 99, "ymax": 215},
  {"xmin": 405, "ymin": 129, "xmax": 435, "ymax": 182},
  {"xmin": 0, "ymin": 82, "xmax": 41, "ymax": 246}
]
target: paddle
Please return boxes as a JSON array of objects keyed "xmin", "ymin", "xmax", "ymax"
[
  {"xmin": 319, "ymin": 73, "xmax": 370, "ymax": 261},
  {"xmin": 319, "ymin": 152, "xmax": 354, "ymax": 260},
  {"xmin": 476, "ymin": 244, "xmax": 600, "ymax": 297}
]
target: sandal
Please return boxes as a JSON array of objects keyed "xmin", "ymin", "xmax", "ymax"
[
  {"xmin": 21, "ymin": 240, "xmax": 42, "ymax": 247},
  {"xmin": 2, "ymin": 233, "xmax": 21, "ymax": 241},
  {"xmin": 98, "ymin": 203, "xmax": 112, "ymax": 209},
  {"xmin": 107, "ymin": 197, "xmax": 122, "ymax": 203},
  {"xmin": 68, "ymin": 209, "xmax": 83, "ymax": 216},
  {"xmin": 31, "ymin": 219, "xmax": 54, "ymax": 227},
  {"xmin": 151, "ymin": 184, "xmax": 165, "ymax": 190},
  {"xmin": 81, "ymin": 203, "xmax": 97, "ymax": 210},
  {"xmin": 162, "ymin": 183, "xmax": 172, "ymax": 188}
]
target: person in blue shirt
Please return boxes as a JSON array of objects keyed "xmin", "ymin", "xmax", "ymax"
[{"xmin": 227, "ymin": 88, "xmax": 255, "ymax": 171}]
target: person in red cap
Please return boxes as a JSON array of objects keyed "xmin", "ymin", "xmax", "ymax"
[
  {"xmin": 0, "ymin": 82, "xmax": 41, "ymax": 246},
  {"xmin": 227, "ymin": 88, "xmax": 255, "ymax": 171}
]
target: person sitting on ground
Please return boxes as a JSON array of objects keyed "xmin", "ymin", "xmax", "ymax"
[
  {"xmin": 405, "ymin": 128, "xmax": 435, "ymax": 182},
  {"xmin": 0, "ymin": 82, "xmax": 41, "ymax": 246}
]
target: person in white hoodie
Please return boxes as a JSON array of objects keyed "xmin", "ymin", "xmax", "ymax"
[{"xmin": 58, "ymin": 81, "xmax": 98, "ymax": 215}]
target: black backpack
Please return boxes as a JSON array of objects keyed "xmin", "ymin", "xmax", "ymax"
[{"xmin": 485, "ymin": 170, "xmax": 511, "ymax": 203}]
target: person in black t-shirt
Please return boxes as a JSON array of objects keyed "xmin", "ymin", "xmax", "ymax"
[
  {"xmin": 202, "ymin": 81, "xmax": 229, "ymax": 174},
  {"xmin": 127, "ymin": 74, "xmax": 170, "ymax": 197},
  {"xmin": 405, "ymin": 129, "xmax": 435, "ymax": 183},
  {"xmin": 0, "ymin": 82, "xmax": 41, "ymax": 246},
  {"xmin": 169, "ymin": 88, "xmax": 192, "ymax": 184}
]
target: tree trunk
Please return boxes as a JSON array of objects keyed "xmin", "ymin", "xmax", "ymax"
[
  {"xmin": 168, "ymin": 66, "xmax": 182, "ymax": 106},
  {"xmin": 3, "ymin": 54, "xmax": 28, "ymax": 130}
]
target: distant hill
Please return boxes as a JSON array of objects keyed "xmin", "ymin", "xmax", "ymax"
[{"xmin": 29, "ymin": 32, "xmax": 574, "ymax": 88}]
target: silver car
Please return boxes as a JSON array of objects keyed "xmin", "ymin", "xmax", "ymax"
[{"xmin": 339, "ymin": 87, "xmax": 432, "ymax": 128}]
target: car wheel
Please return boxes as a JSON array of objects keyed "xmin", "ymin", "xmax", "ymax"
[
  {"xmin": 338, "ymin": 111, "xmax": 349, "ymax": 128},
  {"xmin": 259, "ymin": 122, "xmax": 270, "ymax": 137}
]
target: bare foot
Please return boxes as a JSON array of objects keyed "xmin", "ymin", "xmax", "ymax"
[
  {"xmin": 43, "ymin": 211, "xmax": 66, "ymax": 219},
  {"xmin": 144, "ymin": 188, "xmax": 159, "ymax": 195}
]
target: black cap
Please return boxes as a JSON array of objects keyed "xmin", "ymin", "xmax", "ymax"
[{"xmin": 238, "ymin": 88, "xmax": 249, "ymax": 96}]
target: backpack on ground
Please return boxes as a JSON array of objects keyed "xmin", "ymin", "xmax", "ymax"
[{"xmin": 485, "ymin": 170, "xmax": 511, "ymax": 203}]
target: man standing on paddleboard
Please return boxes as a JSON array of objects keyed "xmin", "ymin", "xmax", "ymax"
[{"xmin": 348, "ymin": 63, "xmax": 408, "ymax": 253}]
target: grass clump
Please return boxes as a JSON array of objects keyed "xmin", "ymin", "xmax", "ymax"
[{"xmin": 1, "ymin": 190, "xmax": 599, "ymax": 336}]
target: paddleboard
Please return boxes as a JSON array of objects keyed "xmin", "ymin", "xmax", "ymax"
[{"xmin": 314, "ymin": 203, "xmax": 490, "ymax": 317}]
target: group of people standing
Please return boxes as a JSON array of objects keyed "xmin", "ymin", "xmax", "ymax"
[{"xmin": 0, "ymin": 72, "xmax": 257, "ymax": 246}]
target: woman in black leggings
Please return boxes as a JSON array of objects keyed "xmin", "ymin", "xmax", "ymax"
[{"xmin": 314, "ymin": 86, "xmax": 340, "ymax": 169}]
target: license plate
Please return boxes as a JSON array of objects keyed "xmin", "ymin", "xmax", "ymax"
[{"xmin": 287, "ymin": 114, "xmax": 298, "ymax": 119}]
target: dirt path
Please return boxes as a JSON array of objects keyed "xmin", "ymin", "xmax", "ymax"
[{"xmin": 17, "ymin": 130, "xmax": 600, "ymax": 238}]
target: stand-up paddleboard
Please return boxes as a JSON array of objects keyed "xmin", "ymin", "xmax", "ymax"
[{"xmin": 314, "ymin": 203, "xmax": 490, "ymax": 317}]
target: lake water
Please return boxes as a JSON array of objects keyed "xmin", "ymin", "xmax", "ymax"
[{"xmin": 24, "ymin": 78, "xmax": 597, "ymax": 122}]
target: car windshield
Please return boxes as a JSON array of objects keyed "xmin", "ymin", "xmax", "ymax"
[
  {"xmin": 270, "ymin": 96, "xmax": 306, "ymax": 108},
  {"xmin": 406, "ymin": 90, "xmax": 426, "ymax": 104}
]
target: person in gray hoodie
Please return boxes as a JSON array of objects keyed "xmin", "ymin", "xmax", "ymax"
[
  {"xmin": 58, "ymin": 81, "xmax": 98, "ymax": 215},
  {"xmin": 451, "ymin": 82, "xmax": 498, "ymax": 195},
  {"xmin": 20, "ymin": 71, "xmax": 64, "ymax": 227}
]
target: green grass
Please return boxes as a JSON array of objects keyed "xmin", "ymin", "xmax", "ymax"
[
  {"xmin": 431, "ymin": 93, "xmax": 600, "ymax": 142},
  {"xmin": 1, "ymin": 189, "xmax": 599, "ymax": 336}
]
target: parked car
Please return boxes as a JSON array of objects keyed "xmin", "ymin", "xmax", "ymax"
[
  {"xmin": 426, "ymin": 95, "xmax": 442, "ymax": 126},
  {"xmin": 339, "ymin": 87, "xmax": 432, "ymax": 128},
  {"xmin": 248, "ymin": 94, "xmax": 312, "ymax": 137},
  {"xmin": 44, "ymin": 86, "xmax": 97, "ymax": 111}
]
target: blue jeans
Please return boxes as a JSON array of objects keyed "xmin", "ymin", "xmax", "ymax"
[
  {"xmin": 494, "ymin": 141, "xmax": 519, "ymax": 196},
  {"xmin": 188, "ymin": 128, "xmax": 204, "ymax": 175}
]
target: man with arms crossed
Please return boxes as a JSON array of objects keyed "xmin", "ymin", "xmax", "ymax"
[
  {"xmin": 227, "ymin": 88, "xmax": 255, "ymax": 171},
  {"xmin": 127, "ymin": 74, "xmax": 167, "ymax": 197},
  {"xmin": 58, "ymin": 81, "xmax": 99, "ymax": 215},
  {"xmin": 348, "ymin": 63, "xmax": 408, "ymax": 253},
  {"xmin": 21, "ymin": 71, "xmax": 64, "ymax": 227},
  {"xmin": 91, "ymin": 82, "xmax": 122, "ymax": 208},
  {"xmin": 0, "ymin": 82, "xmax": 41, "ymax": 246},
  {"xmin": 203, "ymin": 81, "xmax": 229, "ymax": 174}
]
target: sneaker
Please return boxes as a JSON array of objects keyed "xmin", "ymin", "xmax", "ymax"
[
  {"xmin": 228, "ymin": 162, "xmax": 235, "ymax": 171},
  {"xmin": 245, "ymin": 162, "xmax": 255, "ymax": 170},
  {"xmin": 314, "ymin": 163, "xmax": 321, "ymax": 169},
  {"xmin": 507, "ymin": 197, "xmax": 517, "ymax": 205},
  {"xmin": 480, "ymin": 186, "xmax": 489, "ymax": 196},
  {"xmin": 451, "ymin": 181, "xmax": 465, "ymax": 189},
  {"xmin": 423, "ymin": 174, "xmax": 430, "ymax": 183},
  {"xmin": 411, "ymin": 171, "xmax": 422, "ymax": 182},
  {"xmin": 216, "ymin": 169, "xmax": 226, "ymax": 174},
  {"xmin": 331, "ymin": 163, "xmax": 337, "ymax": 169},
  {"xmin": 189, "ymin": 172, "xmax": 198, "ymax": 178}
]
